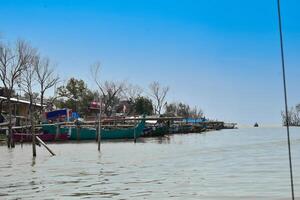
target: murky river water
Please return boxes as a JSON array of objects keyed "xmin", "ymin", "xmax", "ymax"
[{"xmin": 1, "ymin": 127, "xmax": 300, "ymax": 199}]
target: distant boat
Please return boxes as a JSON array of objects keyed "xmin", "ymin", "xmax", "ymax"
[{"xmin": 254, "ymin": 122, "xmax": 259, "ymax": 127}]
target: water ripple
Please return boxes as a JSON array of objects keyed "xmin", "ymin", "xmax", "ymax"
[{"xmin": 0, "ymin": 127, "xmax": 300, "ymax": 199}]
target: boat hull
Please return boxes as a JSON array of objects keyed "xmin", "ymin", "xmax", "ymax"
[
  {"xmin": 13, "ymin": 132, "xmax": 69, "ymax": 142},
  {"xmin": 42, "ymin": 120, "xmax": 145, "ymax": 140}
]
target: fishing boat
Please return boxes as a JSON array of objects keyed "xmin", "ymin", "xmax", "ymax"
[
  {"xmin": 143, "ymin": 125, "xmax": 169, "ymax": 137},
  {"xmin": 101, "ymin": 120, "xmax": 145, "ymax": 139},
  {"xmin": 42, "ymin": 119, "xmax": 145, "ymax": 140},
  {"xmin": 178, "ymin": 124, "xmax": 193, "ymax": 133}
]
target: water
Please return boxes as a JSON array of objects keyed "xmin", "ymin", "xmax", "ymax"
[{"xmin": 0, "ymin": 127, "xmax": 300, "ymax": 199}]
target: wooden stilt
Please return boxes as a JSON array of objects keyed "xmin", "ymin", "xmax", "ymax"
[
  {"xmin": 97, "ymin": 114, "xmax": 101, "ymax": 151},
  {"xmin": 36, "ymin": 136, "xmax": 55, "ymax": 156},
  {"xmin": 97, "ymin": 101, "xmax": 102, "ymax": 151},
  {"xmin": 32, "ymin": 124, "xmax": 36, "ymax": 157},
  {"xmin": 6, "ymin": 129, "xmax": 10, "ymax": 148},
  {"xmin": 134, "ymin": 126, "xmax": 136, "ymax": 143},
  {"xmin": 55, "ymin": 123, "xmax": 60, "ymax": 141},
  {"xmin": 11, "ymin": 133, "xmax": 15, "ymax": 148},
  {"xmin": 76, "ymin": 125, "xmax": 80, "ymax": 141},
  {"xmin": 95, "ymin": 123, "xmax": 99, "ymax": 141},
  {"xmin": 97, "ymin": 127, "xmax": 101, "ymax": 151}
]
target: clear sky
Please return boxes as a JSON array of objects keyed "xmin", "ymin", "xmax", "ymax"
[{"xmin": 1, "ymin": 0, "xmax": 300, "ymax": 125}]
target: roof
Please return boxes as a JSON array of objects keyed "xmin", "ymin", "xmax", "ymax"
[{"xmin": 0, "ymin": 96, "xmax": 44, "ymax": 107}]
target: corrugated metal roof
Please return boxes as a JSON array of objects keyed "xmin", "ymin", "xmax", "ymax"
[{"xmin": 0, "ymin": 96, "xmax": 44, "ymax": 107}]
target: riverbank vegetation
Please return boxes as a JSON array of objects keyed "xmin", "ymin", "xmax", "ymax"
[
  {"xmin": 281, "ymin": 104, "xmax": 300, "ymax": 126},
  {"xmin": 53, "ymin": 76, "xmax": 203, "ymax": 119},
  {"xmin": 0, "ymin": 38, "xmax": 205, "ymax": 147}
]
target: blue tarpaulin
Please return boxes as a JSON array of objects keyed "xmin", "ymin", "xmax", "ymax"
[
  {"xmin": 46, "ymin": 109, "xmax": 68, "ymax": 120},
  {"xmin": 183, "ymin": 118, "xmax": 207, "ymax": 123},
  {"xmin": 71, "ymin": 112, "xmax": 80, "ymax": 119}
]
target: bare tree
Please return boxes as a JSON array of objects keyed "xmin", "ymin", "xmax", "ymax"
[
  {"xmin": 190, "ymin": 106, "xmax": 204, "ymax": 118},
  {"xmin": 282, "ymin": 106, "xmax": 300, "ymax": 126},
  {"xmin": 90, "ymin": 62, "xmax": 102, "ymax": 99},
  {"xmin": 102, "ymin": 81, "xmax": 125, "ymax": 116},
  {"xmin": 91, "ymin": 62, "xmax": 125, "ymax": 116},
  {"xmin": 34, "ymin": 56, "xmax": 59, "ymax": 114},
  {"xmin": 20, "ymin": 61, "xmax": 38, "ymax": 156},
  {"xmin": 0, "ymin": 40, "xmax": 36, "ymax": 148},
  {"xmin": 118, "ymin": 83, "xmax": 143, "ymax": 115},
  {"xmin": 149, "ymin": 81, "xmax": 169, "ymax": 115},
  {"xmin": 123, "ymin": 83, "xmax": 143, "ymax": 101}
]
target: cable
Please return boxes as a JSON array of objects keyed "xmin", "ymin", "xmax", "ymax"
[{"xmin": 276, "ymin": 0, "xmax": 295, "ymax": 199}]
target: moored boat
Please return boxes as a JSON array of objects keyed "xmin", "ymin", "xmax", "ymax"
[
  {"xmin": 142, "ymin": 125, "xmax": 169, "ymax": 137},
  {"xmin": 42, "ymin": 119, "xmax": 145, "ymax": 140}
]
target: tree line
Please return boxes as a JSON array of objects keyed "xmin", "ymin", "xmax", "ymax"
[
  {"xmin": 0, "ymin": 40, "xmax": 59, "ymax": 148},
  {"xmin": 281, "ymin": 104, "xmax": 300, "ymax": 126},
  {"xmin": 53, "ymin": 76, "xmax": 204, "ymax": 119}
]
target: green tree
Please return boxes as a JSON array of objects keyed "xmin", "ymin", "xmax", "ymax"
[
  {"xmin": 177, "ymin": 103, "xmax": 190, "ymax": 118},
  {"xmin": 133, "ymin": 96, "xmax": 153, "ymax": 115},
  {"xmin": 296, "ymin": 104, "xmax": 300, "ymax": 113},
  {"xmin": 99, "ymin": 81, "xmax": 124, "ymax": 117},
  {"xmin": 165, "ymin": 103, "xmax": 177, "ymax": 117},
  {"xmin": 56, "ymin": 78, "xmax": 95, "ymax": 116},
  {"xmin": 165, "ymin": 102, "xmax": 204, "ymax": 118},
  {"xmin": 282, "ymin": 106, "xmax": 300, "ymax": 126}
]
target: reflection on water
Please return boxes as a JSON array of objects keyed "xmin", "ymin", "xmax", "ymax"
[{"xmin": 0, "ymin": 127, "xmax": 300, "ymax": 199}]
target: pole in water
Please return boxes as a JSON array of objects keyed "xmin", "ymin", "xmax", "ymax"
[
  {"xmin": 95, "ymin": 123, "xmax": 99, "ymax": 141},
  {"xmin": 36, "ymin": 136, "xmax": 55, "ymax": 156},
  {"xmin": 76, "ymin": 124, "xmax": 80, "ymax": 141},
  {"xmin": 134, "ymin": 126, "xmax": 136, "ymax": 143},
  {"xmin": 277, "ymin": 0, "xmax": 295, "ymax": 199},
  {"xmin": 98, "ymin": 100, "xmax": 102, "ymax": 151},
  {"xmin": 55, "ymin": 122, "xmax": 60, "ymax": 141},
  {"xmin": 98, "ymin": 124, "xmax": 101, "ymax": 151},
  {"xmin": 31, "ymin": 122, "xmax": 36, "ymax": 157}
]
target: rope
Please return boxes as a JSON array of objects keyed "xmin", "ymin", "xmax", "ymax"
[{"xmin": 276, "ymin": 0, "xmax": 295, "ymax": 199}]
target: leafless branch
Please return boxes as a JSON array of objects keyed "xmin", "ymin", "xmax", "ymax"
[
  {"xmin": 149, "ymin": 81, "xmax": 169, "ymax": 115},
  {"xmin": 34, "ymin": 56, "xmax": 59, "ymax": 112},
  {"xmin": 0, "ymin": 40, "xmax": 36, "ymax": 147}
]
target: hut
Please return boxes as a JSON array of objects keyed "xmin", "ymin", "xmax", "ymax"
[{"xmin": 0, "ymin": 96, "xmax": 44, "ymax": 124}]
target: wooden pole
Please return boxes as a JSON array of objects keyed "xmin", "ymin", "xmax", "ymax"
[
  {"xmin": 97, "ymin": 99, "xmax": 102, "ymax": 151},
  {"xmin": 76, "ymin": 125, "xmax": 80, "ymax": 141},
  {"xmin": 7, "ymin": 97, "xmax": 13, "ymax": 148},
  {"xmin": 134, "ymin": 126, "xmax": 136, "ymax": 143},
  {"xmin": 277, "ymin": 1, "xmax": 295, "ymax": 198},
  {"xmin": 36, "ymin": 136, "xmax": 55, "ymax": 156},
  {"xmin": 32, "ymin": 123, "xmax": 36, "ymax": 157},
  {"xmin": 55, "ymin": 123, "xmax": 60, "ymax": 141},
  {"xmin": 95, "ymin": 113, "xmax": 98, "ymax": 141},
  {"xmin": 20, "ymin": 126, "xmax": 24, "ymax": 147},
  {"xmin": 66, "ymin": 109, "xmax": 71, "ymax": 140},
  {"xmin": 98, "ymin": 124, "xmax": 101, "ymax": 151},
  {"xmin": 27, "ymin": 101, "xmax": 36, "ymax": 157},
  {"xmin": 95, "ymin": 123, "xmax": 99, "ymax": 141},
  {"xmin": 97, "ymin": 114, "xmax": 101, "ymax": 151}
]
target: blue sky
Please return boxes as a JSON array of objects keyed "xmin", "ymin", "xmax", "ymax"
[{"xmin": 1, "ymin": 0, "xmax": 300, "ymax": 125}]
